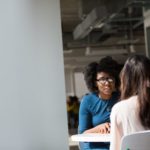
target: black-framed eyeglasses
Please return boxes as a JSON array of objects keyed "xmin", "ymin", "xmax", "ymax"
[{"xmin": 96, "ymin": 77, "xmax": 114, "ymax": 84}]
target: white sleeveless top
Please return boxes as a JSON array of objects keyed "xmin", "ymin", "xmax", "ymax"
[{"xmin": 110, "ymin": 96, "xmax": 146, "ymax": 150}]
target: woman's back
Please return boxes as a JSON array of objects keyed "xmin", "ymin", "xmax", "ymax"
[{"xmin": 110, "ymin": 95, "xmax": 146, "ymax": 150}]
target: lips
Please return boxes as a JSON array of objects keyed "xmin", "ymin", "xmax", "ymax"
[{"xmin": 104, "ymin": 87, "xmax": 112, "ymax": 93}]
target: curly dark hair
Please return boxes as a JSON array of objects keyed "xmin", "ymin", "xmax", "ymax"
[{"xmin": 83, "ymin": 56, "xmax": 120, "ymax": 92}]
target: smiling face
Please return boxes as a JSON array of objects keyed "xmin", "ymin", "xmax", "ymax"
[{"xmin": 96, "ymin": 72, "xmax": 116, "ymax": 100}]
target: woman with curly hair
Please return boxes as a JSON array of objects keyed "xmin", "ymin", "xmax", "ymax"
[{"xmin": 78, "ymin": 56, "xmax": 120, "ymax": 150}]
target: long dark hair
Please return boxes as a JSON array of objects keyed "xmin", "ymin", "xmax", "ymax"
[{"xmin": 120, "ymin": 54, "xmax": 150, "ymax": 128}]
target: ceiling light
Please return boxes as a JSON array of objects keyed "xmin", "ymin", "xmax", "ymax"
[{"xmin": 85, "ymin": 49, "xmax": 128, "ymax": 56}]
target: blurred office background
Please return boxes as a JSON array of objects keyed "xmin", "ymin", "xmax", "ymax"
[
  {"xmin": 60, "ymin": 0, "xmax": 150, "ymax": 149},
  {"xmin": 60, "ymin": 0, "xmax": 150, "ymax": 98}
]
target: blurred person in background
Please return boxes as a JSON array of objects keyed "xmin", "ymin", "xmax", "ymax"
[
  {"xmin": 67, "ymin": 95, "xmax": 80, "ymax": 129},
  {"xmin": 66, "ymin": 96, "xmax": 74, "ymax": 129},
  {"xmin": 72, "ymin": 96, "xmax": 80, "ymax": 128}
]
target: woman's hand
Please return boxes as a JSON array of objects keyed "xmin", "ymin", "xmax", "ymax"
[
  {"xmin": 84, "ymin": 122, "xmax": 110, "ymax": 134},
  {"xmin": 96, "ymin": 122, "xmax": 110, "ymax": 134}
]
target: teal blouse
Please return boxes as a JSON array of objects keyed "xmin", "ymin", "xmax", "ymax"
[{"xmin": 79, "ymin": 92, "xmax": 119, "ymax": 150}]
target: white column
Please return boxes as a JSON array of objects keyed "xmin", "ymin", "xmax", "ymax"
[{"xmin": 0, "ymin": 0, "xmax": 69, "ymax": 150}]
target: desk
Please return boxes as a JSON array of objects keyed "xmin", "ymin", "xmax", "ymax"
[{"xmin": 71, "ymin": 133, "xmax": 111, "ymax": 142}]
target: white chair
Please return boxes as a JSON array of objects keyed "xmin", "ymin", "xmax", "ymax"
[{"xmin": 120, "ymin": 130, "xmax": 150, "ymax": 150}]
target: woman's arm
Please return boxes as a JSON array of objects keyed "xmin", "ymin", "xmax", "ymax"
[
  {"xmin": 83, "ymin": 122, "xmax": 110, "ymax": 134},
  {"xmin": 78, "ymin": 97, "xmax": 92, "ymax": 133}
]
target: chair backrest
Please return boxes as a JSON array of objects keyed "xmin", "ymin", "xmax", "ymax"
[{"xmin": 120, "ymin": 130, "xmax": 150, "ymax": 150}]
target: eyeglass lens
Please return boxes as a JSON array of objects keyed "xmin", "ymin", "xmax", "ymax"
[{"xmin": 97, "ymin": 77, "xmax": 114, "ymax": 84}]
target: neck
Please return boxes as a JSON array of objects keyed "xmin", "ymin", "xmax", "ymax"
[{"xmin": 99, "ymin": 93, "xmax": 112, "ymax": 100}]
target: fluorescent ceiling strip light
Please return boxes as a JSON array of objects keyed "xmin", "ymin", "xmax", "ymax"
[{"xmin": 85, "ymin": 49, "xmax": 128, "ymax": 56}]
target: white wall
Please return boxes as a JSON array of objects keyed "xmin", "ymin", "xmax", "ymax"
[
  {"xmin": 0, "ymin": 0, "xmax": 69, "ymax": 150},
  {"xmin": 64, "ymin": 68, "xmax": 75, "ymax": 96},
  {"xmin": 64, "ymin": 68, "xmax": 89, "ymax": 99},
  {"xmin": 74, "ymin": 72, "xmax": 88, "ymax": 99}
]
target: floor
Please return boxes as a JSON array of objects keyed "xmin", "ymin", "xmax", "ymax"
[
  {"xmin": 69, "ymin": 128, "xmax": 79, "ymax": 150},
  {"xmin": 70, "ymin": 146, "xmax": 79, "ymax": 150}
]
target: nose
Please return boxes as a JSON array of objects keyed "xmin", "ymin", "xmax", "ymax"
[{"xmin": 104, "ymin": 80, "xmax": 110, "ymax": 85}]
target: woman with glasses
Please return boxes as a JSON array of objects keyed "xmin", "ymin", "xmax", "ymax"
[
  {"xmin": 110, "ymin": 55, "xmax": 150, "ymax": 150},
  {"xmin": 78, "ymin": 56, "xmax": 120, "ymax": 150}
]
